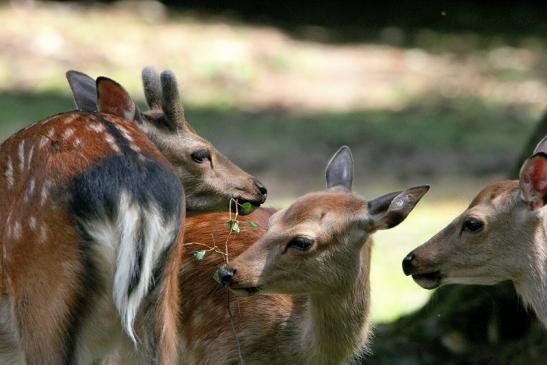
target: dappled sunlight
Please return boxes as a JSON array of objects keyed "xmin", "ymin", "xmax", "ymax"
[{"xmin": 0, "ymin": 1, "xmax": 545, "ymax": 113}]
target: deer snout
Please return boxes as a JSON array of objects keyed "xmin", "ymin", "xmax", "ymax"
[
  {"xmin": 402, "ymin": 252, "xmax": 416, "ymax": 275},
  {"xmin": 254, "ymin": 178, "xmax": 268, "ymax": 199},
  {"xmin": 216, "ymin": 264, "xmax": 236, "ymax": 286}
]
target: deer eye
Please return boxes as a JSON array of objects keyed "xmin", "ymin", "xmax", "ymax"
[
  {"xmin": 462, "ymin": 217, "xmax": 484, "ymax": 233},
  {"xmin": 286, "ymin": 236, "xmax": 314, "ymax": 252},
  {"xmin": 191, "ymin": 149, "xmax": 211, "ymax": 163}
]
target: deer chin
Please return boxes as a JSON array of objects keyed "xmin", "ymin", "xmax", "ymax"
[
  {"xmin": 230, "ymin": 197, "xmax": 264, "ymax": 215},
  {"xmin": 412, "ymin": 271, "xmax": 442, "ymax": 290}
]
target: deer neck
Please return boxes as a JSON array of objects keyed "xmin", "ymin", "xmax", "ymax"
[
  {"xmin": 514, "ymin": 218, "xmax": 547, "ymax": 328},
  {"xmin": 298, "ymin": 240, "xmax": 372, "ymax": 365}
]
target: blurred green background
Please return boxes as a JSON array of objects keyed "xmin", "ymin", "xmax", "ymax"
[{"xmin": 1, "ymin": 1, "xmax": 546, "ymax": 324}]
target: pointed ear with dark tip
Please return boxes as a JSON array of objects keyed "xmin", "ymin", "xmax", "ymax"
[
  {"xmin": 160, "ymin": 70, "xmax": 186, "ymax": 131},
  {"xmin": 519, "ymin": 153, "xmax": 547, "ymax": 210},
  {"xmin": 142, "ymin": 66, "xmax": 162, "ymax": 110},
  {"xmin": 533, "ymin": 135, "xmax": 547, "ymax": 155},
  {"xmin": 66, "ymin": 70, "xmax": 98, "ymax": 112},
  {"xmin": 96, "ymin": 77, "xmax": 139, "ymax": 122},
  {"xmin": 367, "ymin": 185, "xmax": 430, "ymax": 231},
  {"xmin": 325, "ymin": 146, "xmax": 353, "ymax": 192}
]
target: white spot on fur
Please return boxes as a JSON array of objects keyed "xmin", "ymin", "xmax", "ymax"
[
  {"xmin": 41, "ymin": 180, "xmax": 52, "ymax": 206},
  {"xmin": 63, "ymin": 116, "xmax": 76, "ymax": 125},
  {"xmin": 105, "ymin": 135, "xmax": 120, "ymax": 153},
  {"xmin": 88, "ymin": 123, "xmax": 105, "ymax": 133},
  {"xmin": 17, "ymin": 140, "xmax": 25, "ymax": 172},
  {"xmin": 47, "ymin": 129, "xmax": 55, "ymax": 138},
  {"xmin": 38, "ymin": 136, "xmax": 49, "ymax": 150},
  {"xmin": 24, "ymin": 179, "xmax": 35, "ymax": 202},
  {"xmin": 62, "ymin": 128, "xmax": 75, "ymax": 141},
  {"xmin": 130, "ymin": 143, "xmax": 141, "ymax": 153},
  {"xmin": 13, "ymin": 222, "xmax": 21, "ymax": 240},
  {"xmin": 29, "ymin": 216, "xmax": 37, "ymax": 231},
  {"xmin": 26, "ymin": 144, "xmax": 34, "ymax": 171},
  {"xmin": 74, "ymin": 138, "xmax": 82, "ymax": 148},
  {"xmin": 117, "ymin": 125, "xmax": 134, "ymax": 143},
  {"xmin": 39, "ymin": 223, "xmax": 47, "ymax": 243},
  {"xmin": 4, "ymin": 156, "xmax": 14, "ymax": 189}
]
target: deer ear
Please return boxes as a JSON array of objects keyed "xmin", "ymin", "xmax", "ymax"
[
  {"xmin": 325, "ymin": 146, "xmax": 353, "ymax": 192},
  {"xmin": 96, "ymin": 77, "xmax": 139, "ymax": 122},
  {"xmin": 66, "ymin": 70, "xmax": 97, "ymax": 112},
  {"xmin": 533, "ymin": 135, "xmax": 547, "ymax": 155},
  {"xmin": 367, "ymin": 185, "xmax": 429, "ymax": 231},
  {"xmin": 519, "ymin": 153, "xmax": 547, "ymax": 210}
]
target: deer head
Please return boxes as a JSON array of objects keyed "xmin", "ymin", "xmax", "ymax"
[
  {"xmin": 403, "ymin": 143, "xmax": 547, "ymax": 290},
  {"xmin": 216, "ymin": 146, "xmax": 429, "ymax": 296},
  {"xmin": 66, "ymin": 68, "xmax": 267, "ymax": 213}
]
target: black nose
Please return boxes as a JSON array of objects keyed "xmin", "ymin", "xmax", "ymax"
[
  {"xmin": 254, "ymin": 179, "xmax": 268, "ymax": 196},
  {"xmin": 402, "ymin": 252, "xmax": 415, "ymax": 275},
  {"xmin": 217, "ymin": 265, "xmax": 236, "ymax": 286}
]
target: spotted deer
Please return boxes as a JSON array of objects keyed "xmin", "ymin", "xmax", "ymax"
[
  {"xmin": 403, "ymin": 136, "xmax": 547, "ymax": 328},
  {"xmin": 0, "ymin": 102, "xmax": 187, "ymax": 363},
  {"xmin": 66, "ymin": 68, "xmax": 267, "ymax": 213},
  {"xmin": 178, "ymin": 146, "xmax": 429, "ymax": 364}
]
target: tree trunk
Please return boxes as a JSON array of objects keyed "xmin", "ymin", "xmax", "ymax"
[{"xmin": 367, "ymin": 110, "xmax": 547, "ymax": 365}]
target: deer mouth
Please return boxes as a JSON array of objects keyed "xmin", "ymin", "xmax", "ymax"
[
  {"xmin": 412, "ymin": 271, "xmax": 442, "ymax": 290},
  {"xmin": 228, "ymin": 286, "xmax": 261, "ymax": 297},
  {"xmin": 230, "ymin": 198, "xmax": 262, "ymax": 215}
]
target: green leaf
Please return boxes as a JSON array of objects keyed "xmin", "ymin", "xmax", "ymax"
[
  {"xmin": 247, "ymin": 221, "xmax": 258, "ymax": 228},
  {"xmin": 227, "ymin": 219, "xmax": 240, "ymax": 233},
  {"xmin": 240, "ymin": 202, "xmax": 253, "ymax": 213},
  {"xmin": 194, "ymin": 250, "xmax": 206, "ymax": 260}
]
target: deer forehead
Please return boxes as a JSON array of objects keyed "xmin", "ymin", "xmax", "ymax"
[
  {"xmin": 468, "ymin": 180, "xmax": 520, "ymax": 209},
  {"xmin": 277, "ymin": 192, "xmax": 365, "ymax": 227}
]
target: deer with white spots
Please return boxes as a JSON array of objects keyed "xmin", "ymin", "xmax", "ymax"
[
  {"xmin": 403, "ymin": 136, "xmax": 547, "ymax": 328},
  {"xmin": 0, "ymin": 105, "xmax": 185, "ymax": 364},
  {"xmin": 178, "ymin": 147, "xmax": 429, "ymax": 364},
  {"xmin": 66, "ymin": 68, "xmax": 267, "ymax": 213}
]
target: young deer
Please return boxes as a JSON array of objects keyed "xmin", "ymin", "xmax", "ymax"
[
  {"xmin": 66, "ymin": 68, "xmax": 267, "ymax": 213},
  {"xmin": 0, "ymin": 108, "xmax": 185, "ymax": 361},
  {"xmin": 403, "ymin": 137, "xmax": 547, "ymax": 328},
  {"xmin": 179, "ymin": 147, "xmax": 429, "ymax": 364}
]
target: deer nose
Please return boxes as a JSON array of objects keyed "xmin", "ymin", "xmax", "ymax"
[
  {"xmin": 402, "ymin": 252, "xmax": 416, "ymax": 275},
  {"xmin": 216, "ymin": 265, "xmax": 236, "ymax": 286},
  {"xmin": 254, "ymin": 179, "xmax": 268, "ymax": 197}
]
